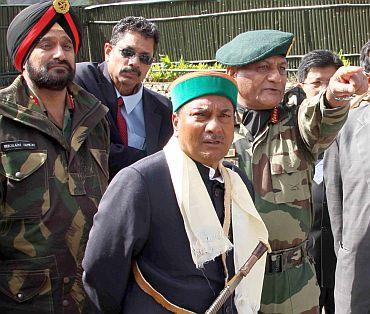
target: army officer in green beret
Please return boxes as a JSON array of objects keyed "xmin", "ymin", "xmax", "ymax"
[
  {"xmin": 83, "ymin": 71, "xmax": 269, "ymax": 313},
  {"xmin": 216, "ymin": 30, "xmax": 369, "ymax": 313}
]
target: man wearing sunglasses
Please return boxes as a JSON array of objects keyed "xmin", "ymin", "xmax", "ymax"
[{"xmin": 75, "ymin": 16, "xmax": 173, "ymax": 180}]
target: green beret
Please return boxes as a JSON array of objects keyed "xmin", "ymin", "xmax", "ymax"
[
  {"xmin": 170, "ymin": 71, "xmax": 238, "ymax": 112},
  {"xmin": 216, "ymin": 30, "xmax": 294, "ymax": 66}
]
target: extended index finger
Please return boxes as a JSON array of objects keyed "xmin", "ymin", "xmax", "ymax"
[{"xmin": 334, "ymin": 66, "xmax": 364, "ymax": 82}]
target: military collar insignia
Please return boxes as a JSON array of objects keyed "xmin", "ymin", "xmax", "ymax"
[
  {"xmin": 269, "ymin": 106, "xmax": 279, "ymax": 124},
  {"xmin": 53, "ymin": 0, "xmax": 70, "ymax": 14},
  {"xmin": 29, "ymin": 92, "xmax": 75, "ymax": 111}
]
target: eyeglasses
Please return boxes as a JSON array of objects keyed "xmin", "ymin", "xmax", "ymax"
[
  {"xmin": 118, "ymin": 47, "xmax": 154, "ymax": 65},
  {"xmin": 302, "ymin": 80, "xmax": 330, "ymax": 89}
]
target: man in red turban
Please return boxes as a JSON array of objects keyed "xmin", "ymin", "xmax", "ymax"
[{"xmin": 0, "ymin": 1, "xmax": 109, "ymax": 312}]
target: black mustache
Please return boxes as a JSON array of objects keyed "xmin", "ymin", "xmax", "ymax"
[
  {"xmin": 119, "ymin": 67, "xmax": 141, "ymax": 77},
  {"xmin": 46, "ymin": 60, "xmax": 73, "ymax": 71}
]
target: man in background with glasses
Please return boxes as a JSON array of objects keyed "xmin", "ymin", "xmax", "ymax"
[
  {"xmin": 298, "ymin": 50, "xmax": 344, "ymax": 99},
  {"xmin": 75, "ymin": 16, "xmax": 173, "ymax": 180}
]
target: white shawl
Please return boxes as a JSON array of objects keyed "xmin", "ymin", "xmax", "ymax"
[{"xmin": 163, "ymin": 137, "xmax": 270, "ymax": 313}]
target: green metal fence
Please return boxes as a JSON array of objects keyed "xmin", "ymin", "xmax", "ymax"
[
  {"xmin": 86, "ymin": 2, "xmax": 370, "ymax": 67},
  {"xmin": 1, "ymin": 0, "xmax": 369, "ymax": 86}
]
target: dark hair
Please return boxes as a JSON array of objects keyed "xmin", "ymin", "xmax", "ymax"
[
  {"xmin": 360, "ymin": 40, "xmax": 370, "ymax": 73},
  {"xmin": 297, "ymin": 50, "xmax": 343, "ymax": 83},
  {"xmin": 110, "ymin": 16, "xmax": 160, "ymax": 51}
]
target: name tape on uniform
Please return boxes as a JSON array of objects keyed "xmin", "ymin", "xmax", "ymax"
[{"xmin": 1, "ymin": 140, "xmax": 38, "ymax": 152}]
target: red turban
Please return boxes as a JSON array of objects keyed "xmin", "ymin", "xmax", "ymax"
[{"xmin": 7, "ymin": 0, "xmax": 82, "ymax": 71}]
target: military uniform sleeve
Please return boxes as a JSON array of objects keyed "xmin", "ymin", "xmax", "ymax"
[
  {"xmin": 297, "ymin": 90, "xmax": 349, "ymax": 156},
  {"xmin": 0, "ymin": 176, "xmax": 4, "ymax": 204},
  {"xmin": 323, "ymin": 139, "xmax": 343, "ymax": 255},
  {"xmin": 82, "ymin": 167, "xmax": 150, "ymax": 313},
  {"xmin": 0, "ymin": 161, "xmax": 5, "ymax": 204}
]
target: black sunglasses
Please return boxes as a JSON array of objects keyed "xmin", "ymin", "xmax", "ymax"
[{"xmin": 119, "ymin": 47, "xmax": 154, "ymax": 65}]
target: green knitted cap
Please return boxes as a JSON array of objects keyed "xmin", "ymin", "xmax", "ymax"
[{"xmin": 170, "ymin": 71, "xmax": 238, "ymax": 112}]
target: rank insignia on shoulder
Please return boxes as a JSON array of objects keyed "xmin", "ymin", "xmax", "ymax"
[
  {"xmin": 225, "ymin": 148, "xmax": 236, "ymax": 158},
  {"xmin": 1, "ymin": 141, "xmax": 37, "ymax": 152}
]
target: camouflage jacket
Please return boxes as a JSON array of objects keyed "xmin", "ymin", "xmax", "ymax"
[
  {"xmin": 226, "ymin": 88, "xmax": 349, "ymax": 313},
  {"xmin": 0, "ymin": 76, "xmax": 109, "ymax": 313}
]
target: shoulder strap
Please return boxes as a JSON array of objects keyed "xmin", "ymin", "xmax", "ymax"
[{"xmin": 132, "ymin": 261, "xmax": 195, "ymax": 314}]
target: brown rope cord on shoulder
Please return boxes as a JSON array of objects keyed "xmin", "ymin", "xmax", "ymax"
[
  {"xmin": 132, "ymin": 261, "xmax": 195, "ymax": 314},
  {"xmin": 220, "ymin": 165, "xmax": 232, "ymax": 286}
]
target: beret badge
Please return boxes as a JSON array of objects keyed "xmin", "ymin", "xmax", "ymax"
[{"xmin": 53, "ymin": 0, "xmax": 70, "ymax": 14}]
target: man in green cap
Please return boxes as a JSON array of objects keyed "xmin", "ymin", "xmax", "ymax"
[
  {"xmin": 82, "ymin": 71, "xmax": 269, "ymax": 313},
  {"xmin": 216, "ymin": 29, "xmax": 369, "ymax": 313}
]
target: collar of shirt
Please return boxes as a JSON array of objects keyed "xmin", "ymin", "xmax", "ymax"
[
  {"xmin": 115, "ymin": 84, "xmax": 144, "ymax": 115},
  {"xmin": 194, "ymin": 159, "xmax": 224, "ymax": 183},
  {"xmin": 207, "ymin": 165, "xmax": 224, "ymax": 183}
]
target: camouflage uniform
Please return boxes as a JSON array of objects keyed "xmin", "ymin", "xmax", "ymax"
[
  {"xmin": 225, "ymin": 89, "xmax": 349, "ymax": 313},
  {"xmin": 0, "ymin": 76, "xmax": 109, "ymax": 313}
]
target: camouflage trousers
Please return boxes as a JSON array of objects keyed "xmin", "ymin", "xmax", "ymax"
[{"xmin": 259, "ymin": 260, "xmax": 320, "ymax": 313}]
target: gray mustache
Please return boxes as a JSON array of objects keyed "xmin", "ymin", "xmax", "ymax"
[{"xmin": 203, "ymin": 134, "xmax": 224, "ymax": 141}]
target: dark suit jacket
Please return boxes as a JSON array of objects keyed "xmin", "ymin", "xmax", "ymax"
[
  {"xmin": 74, "ymin": 61, "xmax": 173, "ymax": 180},
  {"xmin": 309, "ymin": 155, "xmax": 336, "ymax": 289},
  {"xmin": 82, "ymin": 151, "xmax": 254, "ymax": 314}
]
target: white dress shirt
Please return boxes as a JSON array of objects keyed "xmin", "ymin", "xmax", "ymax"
[{"xmin": 116, "ymin": 84, "xmax": 146, "ymax": 150}]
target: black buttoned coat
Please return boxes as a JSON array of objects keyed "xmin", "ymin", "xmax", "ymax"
[{"xmin": 82, "ymin": 152, "xmax": 254, "ymax": 314}]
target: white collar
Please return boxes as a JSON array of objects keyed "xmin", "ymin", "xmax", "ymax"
[
  {"xmin": 115, "ymin": 84, "xmax": 144, "ymax": 114},
  {"xmin": 204, "ymin": 164, "xmax": 224, "ymax": 183}
]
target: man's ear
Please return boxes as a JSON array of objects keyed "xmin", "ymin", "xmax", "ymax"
[
  {"xmin": 172, "ymin": 112, "xmax": 180, "ymax": 136},
  {"xmin": 104, "ymin": 42, "xmax": 113, "ymax": 62},
  {"xmin": 227, "ymin": 67, "xmax": 237, "ymax": 78}
]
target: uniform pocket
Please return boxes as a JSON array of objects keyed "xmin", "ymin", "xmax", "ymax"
[
  {"xmin": 89, "ymin": 149, "xmax": 109, "ymax": 179},
  {"xmin": 269, "ymin": 153, "xmax": 311, "ymax": 204},
  {"xmin": 0, "ymin": 256, "xmax": 57, "ymax": 313},
  {"xmin": 85, "ymin": 149, "xmax": 109, "ymax": 198},
  {"xmin": 0, "ymin": 150, "xmax": 49, "ymax": 219}
]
